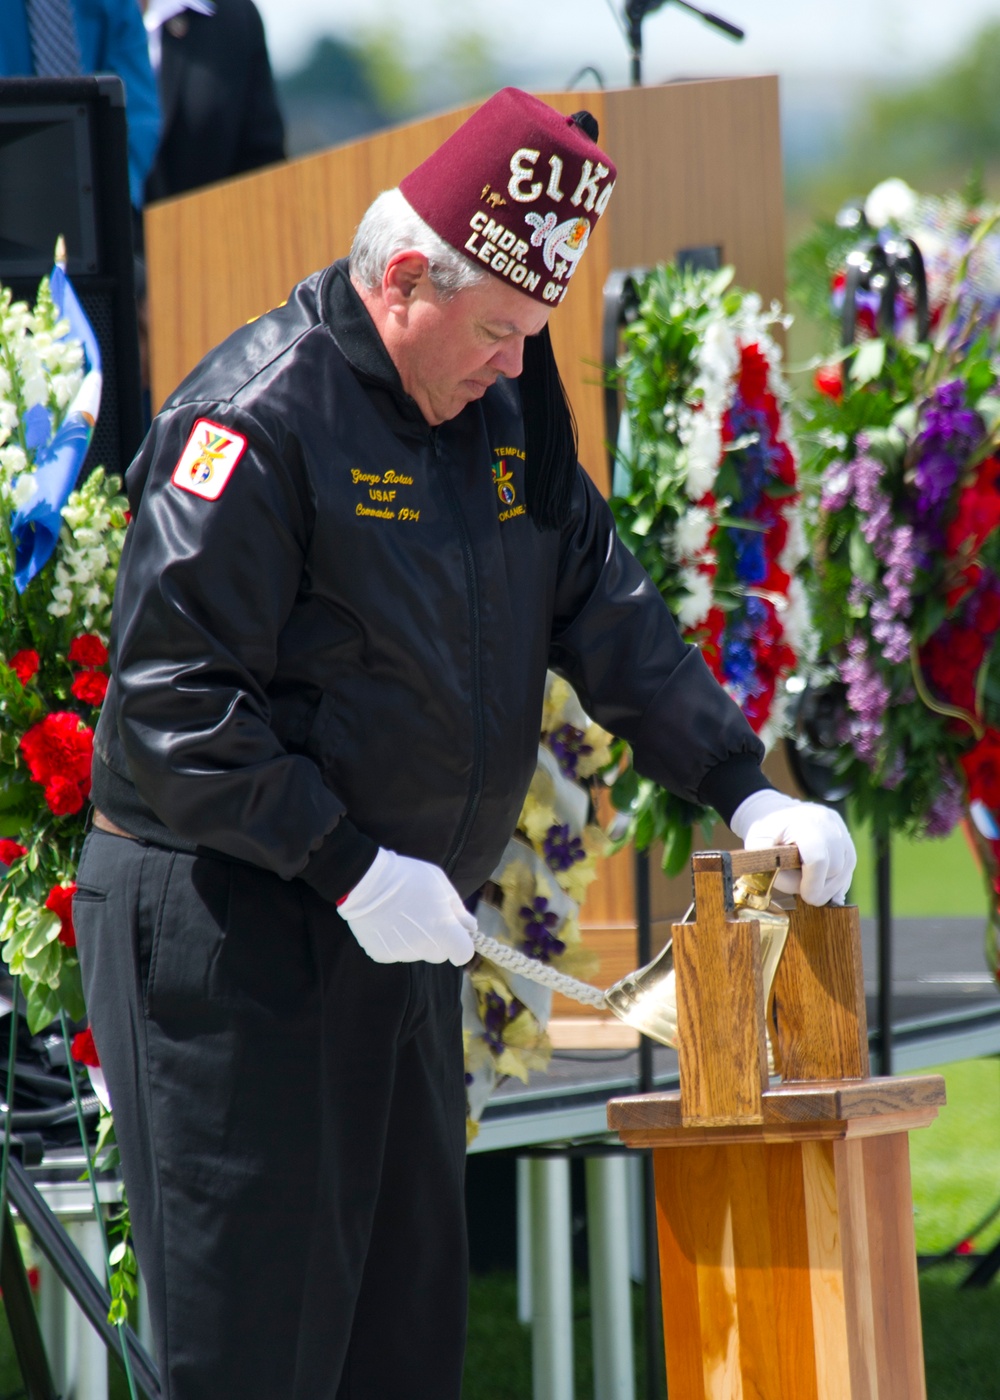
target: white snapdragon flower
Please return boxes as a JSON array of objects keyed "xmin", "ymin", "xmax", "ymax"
[
  {"xmin": 675, "ymin": 567, "xmax": 713, "ymax": 629},
  {"xmin": 672, "ymin": 505, "xmax": 714, "ymax": 561},
  {"xmin": 0, "ymin": 444, "xmax": 27, "ymax": 478},
  {"xmin": 0, "ymin": 400, "xmax": 17, "ymax": 446},
  {"xmin": 51, "ymin": 370, "xmax": 83, "ymax": 410}
]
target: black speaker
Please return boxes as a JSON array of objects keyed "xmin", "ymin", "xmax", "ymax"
[{"xmin": 0, "ymin": 76, "xmax": 143, "ymax": 482}]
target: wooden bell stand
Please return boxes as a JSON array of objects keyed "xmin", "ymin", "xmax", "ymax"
[{"xmin": 608, "ymin": 845, "xmax": 946, "ymax": 1400}]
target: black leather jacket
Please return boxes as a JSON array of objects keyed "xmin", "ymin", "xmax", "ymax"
[{"xmin": 92, "ymin": 260, "xmax": 767, "ymax": 902}]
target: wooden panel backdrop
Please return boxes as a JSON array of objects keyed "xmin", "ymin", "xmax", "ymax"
[{"xmin": 145, "ymin": 77, "xmax": 787, "ymax": 1039}]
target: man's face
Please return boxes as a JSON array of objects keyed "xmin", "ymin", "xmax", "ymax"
[{"xmin": 376, "ymin": 257, "xmax": 552, "ymax": 425}]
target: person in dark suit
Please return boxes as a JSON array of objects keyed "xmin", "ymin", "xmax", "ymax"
[{"xmin": 142, "ymin": 0, "xmax": 285, "ymax": 203}]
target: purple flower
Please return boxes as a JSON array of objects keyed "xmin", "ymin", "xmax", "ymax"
[
  {"xmin": 883, "ymin": 525, "xmax": 917, "ymax": 616},
  {"xmin": 821, "ymin": 460, "xmax": 853, "ymax": 513},
  {"xmin": 848, "ymin": 578, "xmax": 874, "ymax": 610},
  {"xmin": 548, "ymin": 723, "xmax": 593, "ymax": 780},
  {"xmin": 881, "ymin": 748, "xmax": 906, "ymax": 790},
  {"xmin": 543, "ymin": 823, "xmax": 586, "ymax": 873},
  {"xmin": 519, "ymin": 896, "xmax": 566, "ymax": 963},
  {"xmin": 479, "ymin": 991, "xmax": 527, "ymax": 1053},
  {"xmin": 851, "ymin": 451, "xmax": 893, "ymax": 547},
  {"xmin": 869, "ymin": 598, "xmax": 911, "ymax": 663},
  {"xmin": 925, "ymin": 764, "xmax": 965, "ymax": 837},
  {"xmin": 912, "ymin": 381, "xmax": 984, "ymax": 527},
  {"xmin": 839, "ymin": 636, "xmax": 890, "ymax": 766}
]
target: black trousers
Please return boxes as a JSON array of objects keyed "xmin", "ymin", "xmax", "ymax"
[{"xmin": 73, "ymin": 830, "xmax": 468, "ymax": 1400}]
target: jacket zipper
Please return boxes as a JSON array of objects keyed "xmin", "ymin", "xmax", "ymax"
[{"xmin": 432, "ymin": 430, "xmax": 486, "ymax": 877}]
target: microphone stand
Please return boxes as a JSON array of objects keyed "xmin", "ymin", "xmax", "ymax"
[{"xmin": 625, "ymin": 0, "xmax": 744, "ymax": 86}]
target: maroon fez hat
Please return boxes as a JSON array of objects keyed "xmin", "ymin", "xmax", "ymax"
[{"xmin": 400, "ymin": 87, "xmax": 616, "ymax": 308}]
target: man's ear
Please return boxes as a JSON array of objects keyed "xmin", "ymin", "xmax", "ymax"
[{"xmin": 383, "ymin": 253, "xmax": 430, "ymax": 318}]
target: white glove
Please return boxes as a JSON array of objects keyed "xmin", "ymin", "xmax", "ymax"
[
  {"xmin": 338, "ymin": 848, "xmax": 476, "ymax": 966},
  {"xmin": 730, "ymin": 789, "xmax": 856, "ymax": 907}
]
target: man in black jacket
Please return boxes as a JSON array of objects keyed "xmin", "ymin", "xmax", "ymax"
[
  {"xmin": 74, "ymin": 88, "xmax": 854, "ymax": 1400},
  {"xmin": 143, "ymin": 0, "xmax": 284, "ymax": 203}
]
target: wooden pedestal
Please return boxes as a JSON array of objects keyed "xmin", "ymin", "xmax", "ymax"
[{"xmin": 608, "ymin": 848, "xmax": 946, "ymax": 1400}]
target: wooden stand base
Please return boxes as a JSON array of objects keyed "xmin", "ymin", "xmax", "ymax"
[{"xmin": 610, "ymin": 1078, "xmax": 945, "ymax": 1400}]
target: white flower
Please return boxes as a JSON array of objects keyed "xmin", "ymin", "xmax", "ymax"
[
  {"xmin": 781, "ymin": 576, "xmax": 816, "ymax": 661},
  {"xmin": 11, "ymin": 475, "xmax": 37, "ymax": 509},
  {"xmin": 778, "ymin": 506, "xmax": 808, "ymax": 573},
  {"xmin": 682, "ymin": 412, "xmax": 721, "ymax": 499},
  {"xmin": 864, "ymin": 178, "xmax": 918, "ymax": 231},
  {"xmin": 0, "ymin": 400, "xmax": 17, "ymax": 446},
  {"xmin": 675, "ymin": 567, "xmax": 713, "ymax": 629},
  {"xmin": 700, "ymin": 316, "xmax": 739, "ymax": 389},
  {"xmin": 672, "ymin": 505, "xmax": 714, "ymax": 561},
  {"xmin": 0, "ymin": 444, "xmax": 27, "ymax": 478},
  {"xmin": 21, "ymin": 369, "xmax": 48, "ymax": 409}
]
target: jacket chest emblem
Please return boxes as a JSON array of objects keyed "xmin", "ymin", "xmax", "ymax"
[
  {"xmin": 491, "ymin": 448, "xmax": 526, "ymax": 523},
  {"xmin": 350, "ymin": 467, "xmax": 420, "ymax": 524}
]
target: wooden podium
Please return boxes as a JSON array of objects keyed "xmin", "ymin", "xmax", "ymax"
[
  {"xmin": 608, "ymin": 848, "xmax": 945, "ymax": 1400},
  {"xmin": 144, "ymin": 77, "xmax": 788, "ymax": 1034}
]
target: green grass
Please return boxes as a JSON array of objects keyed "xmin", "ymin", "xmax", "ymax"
[
  {"xmin": 464, "ymin": 1270, "xmax": 1000, "ymax": 1400},
  {"xmin": 911, "ymin": 1057, "xmax": 1000, "ymax": 1257},
  {"xmin": 849, "ymin": 821, "xmax": 987, "ymax": 918}
]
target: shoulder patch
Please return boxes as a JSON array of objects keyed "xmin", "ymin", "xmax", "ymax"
[{"xmin": 171, "ymin": 419, "xmax": 248, "ymax": 500}]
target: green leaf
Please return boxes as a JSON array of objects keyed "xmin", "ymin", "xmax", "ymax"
[
  {"xmin": 20, "ymin": 909, "xmax": 61, "ymax": 960},
  {"xmin": 57, "ymin": 959, "xmax": 86, "ymax": 1022},
  {"xmin": 24, "ymin": 979, "xmax": 61, "ymax": 1034},
  {"xmin": 609, "ymin": 765, "xmax": 640, "ymax": 812},
  {"xmin": 661, "ymin": 822, "xmax": 693, "ymax": 878},
  {"xmin": 849, "ymin": 532, "xmax": 878, "ymax": 586},
  {"xmin": 850, "ymin": 339, "xmax": 886, "ymax": 386}
]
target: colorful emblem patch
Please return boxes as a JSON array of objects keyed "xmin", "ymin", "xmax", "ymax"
[
  {"xmin": 492, "ymin": 458, "xmax": 517, "ymax": 507},
  {"xmin": 171, "ymin": 419, "xmax": 247, "ymax": 500}
]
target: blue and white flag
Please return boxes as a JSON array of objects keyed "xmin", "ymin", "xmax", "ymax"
[{"xmin": 10, "ymin": 250, "xmax": 103, "ymax": 593}]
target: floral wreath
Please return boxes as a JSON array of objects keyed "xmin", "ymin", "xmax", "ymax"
[
  {"xmin": 606, "ymin": 263, "xmax": 810, "ymax": 873},
  {"xmin": 463, "ymin": 674, "xmax": 612, "ymax": 1140},
  {"xmin": 794, "ymin": 177, "xmax": 1000, "ymax": 973}
]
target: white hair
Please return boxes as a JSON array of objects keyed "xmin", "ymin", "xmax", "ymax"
[{"xmin": 349, "ymin": 188, "xmax": 488, "ymax": 301}]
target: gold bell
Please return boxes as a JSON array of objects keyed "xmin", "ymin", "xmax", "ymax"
[{"xmin": 603, "ymin": 869, "xmax": 789, "ymax": 1067}]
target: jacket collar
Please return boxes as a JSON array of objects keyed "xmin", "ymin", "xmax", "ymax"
[{"xmin": 321, "ymin": 260, "xmax": 429, "ymax": 431}]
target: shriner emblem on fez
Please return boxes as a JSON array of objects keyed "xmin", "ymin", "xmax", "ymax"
[
  {"xmin": 525, "ymin": 212, "xmax": 591, "ymax": 279},
  {"xmin": 492, "ymin": 459, "xmax": 517, "ymax": 506}
]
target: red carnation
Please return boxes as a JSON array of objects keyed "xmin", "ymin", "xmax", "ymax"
[
  {"xmin": 71, "ymin": 670, "xmax": 109, "ymax": 707},
  {"xmin": 19, "ymin": 713, "xmax": 93, "ymax": 816},
  {"xmin": 961, "ymin": 729, "xmax": 1000, "ymax": 810},
  {"xmin": 45, "ymin": 883, "xmax": 76, "ymax": 947},
  {"xmin": 0, "ymin": 840, "xmax": 26, "ymax": 868},
  {"xmin": 946, "ymin": 458, "xmax": 1000, "ymax": 557},
  {"xmin": 738, "ymin": 343, "xmax": 770, "ymax": 407},
  {"xmin": 70, "ymin": 1028, "xmax": 100, "ymax": 1069},
  {"xmin": 67, "ymin": 635, "xmax": 109, "ymax": 668},
  {"xmin": 814, "ymin": 364, "xmax": 843, "ymax": 402},
  {"xmin": 8, "ymin": 650, "xmax": 40, "ymax": 686}
]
